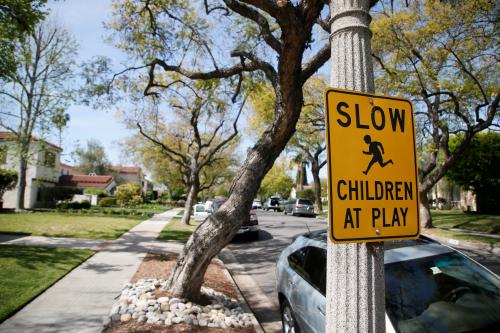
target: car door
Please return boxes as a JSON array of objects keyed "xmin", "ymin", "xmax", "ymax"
[
  {"xmin": 287, "ymin": 246, "xmax": 326, "ymax": 333},
  {"xmin": 299, "ymin": 247, "xmax": 326, "ymax": 332}
]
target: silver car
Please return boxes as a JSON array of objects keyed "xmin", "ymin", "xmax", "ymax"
[
  {"xmin": 284, "ymin": 198, "xmax": 315, "ymax": 217},
  {"xmin": 276, "ymin": 230, "xmax": 500, "ymax": 333}
]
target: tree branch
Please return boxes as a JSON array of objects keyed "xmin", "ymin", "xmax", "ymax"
[
  {"xmin": 224, "ymin": 0, "xmax": 282, "ymax": 54},
  {"xmin": 136, "ymin": 122, "xmax": 189, "ymax": 168},
  {"xmin": 301, "ymin": 43, "xmax": 330, "ymax": 83}
]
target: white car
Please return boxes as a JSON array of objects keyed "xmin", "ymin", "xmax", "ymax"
[
  {"xmin": 252, "ymin": 200, "xmax": 262, "ymax": 209},
  {"xmin": 193, "ymin": 204, "xmax": 209, "ymax": 220}
]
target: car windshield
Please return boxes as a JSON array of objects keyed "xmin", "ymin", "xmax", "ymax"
[
  {"xmin": 195, "ymin": 205, "xmax": 205, "ymax": 212},
  {"xmin": 270, "ymin": 198, "xmax": 280, "ymax": 205},
  {"xmin": 385, "ymin": 252, "xmax": 500, "ymax": 333},
  {"xmin": 298, "ymin": 199, "xmax": 313, "ymax": 205}
]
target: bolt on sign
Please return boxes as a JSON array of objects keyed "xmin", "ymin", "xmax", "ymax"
[{"xmin": 324, "ymin": 88, "xmax": 420, "ymax": 243}]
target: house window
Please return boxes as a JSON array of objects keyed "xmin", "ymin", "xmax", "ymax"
[{"xmin": 44, "ymin": 151, "xmax": 56, "ymax": 168}]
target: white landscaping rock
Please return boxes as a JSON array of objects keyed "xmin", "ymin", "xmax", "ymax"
[{"xmin": 107, "ymin": 280, "xmax": 255, "ymax": 328}]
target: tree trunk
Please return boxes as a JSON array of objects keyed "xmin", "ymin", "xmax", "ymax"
[
  {"xmin": 165, "ymin": 95, "xmax": 304, "ymax": 301},
  {"xmin": 182, "ymin": 180, "xmax": 199, "ymax": 225},
  {"xmin": 15, "ymin": 150, "xmax": 28, "ymax": 211},
  {"xmin": 419, "ymin": 188, "xmax": 433, "ymax": 228},
  {"xmin": 311, "ymin": 163, "xmax": 322, "ymax": 213}
]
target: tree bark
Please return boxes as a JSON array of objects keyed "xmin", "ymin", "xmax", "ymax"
[
  {"xmin": 181, "ymin": 177, "xmax": 200, "ymax": 225},
  {"xmin": 15, "ymin": 145, "xmax": 28, "ymax": 211},
  {"xmin": 311, "ymin": 162, "xmax": 323, "ymax": 213},
  {"xmin": 419, "ymin": 188, "xmax": 433, "ymax": 229}
]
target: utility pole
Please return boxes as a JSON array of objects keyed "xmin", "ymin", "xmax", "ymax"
[{"xmin": 326, "ymin": 1, "xmax": 385, "ymax": 332}]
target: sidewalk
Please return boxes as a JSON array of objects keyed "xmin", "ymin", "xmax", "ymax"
[
  {"xmin": 0, "ymin": 208, "xmax": 182, "ymax": 333},
  {"xmin": 0, "ymin": 234, "xmax": 110, "ymax": 251}
]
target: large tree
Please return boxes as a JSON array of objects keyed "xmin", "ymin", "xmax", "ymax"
[
  {"xmin": 0, "ymin": 1, "xmax": 48, "ymax": 80},
  {"xmin": 106, "ymin": 0, "xmax": 349, "ymax": 301},
  {"xmin": 289, "ymin": 76, "xmax": 327, "ymax": 212},
  {"xmin": 257, "ymin": 158, "xmax": 294, "ymax": 200},
  {"xmin": 128, "ymin": 79, "xmax": 242, "ymax": 225},
  {"xmin": 72, "ymin": 139, "xmax": 112, "ymax": 175},
  {"xmin": 372, "ymin": 0, "xmax": 499, "ymax": 228},
  {"xmin": 0, "ymin": 21, "xmax": 77, "ymax": 210},
  {"xmin": 447, "ymin": 132, "xmax": 500, "ymax": 214}
]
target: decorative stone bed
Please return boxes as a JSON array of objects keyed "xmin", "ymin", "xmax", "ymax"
[{"xmin": 104, "ymin": 253, "xmax": 257, "ymax": 333}]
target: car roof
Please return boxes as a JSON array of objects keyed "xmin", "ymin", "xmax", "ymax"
[{"xmin": 300, "ymin": 229, "xmax": 454, "ymax": 264}]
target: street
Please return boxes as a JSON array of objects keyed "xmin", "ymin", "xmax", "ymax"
[{"xmin": 226, "ymin": 210, "xmax": 500, "ymax": 332}]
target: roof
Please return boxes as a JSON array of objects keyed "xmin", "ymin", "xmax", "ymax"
[
  {"xmin": 0, "ymin": 131, "xmax": 62, "ymax": 151},
  {"xmin": 58, "ymin": 174, "xmax": 114, "ymax": 189},
  {"xmin": 112, "ymin": 165, "xmax": 142, "ymax": 174}
]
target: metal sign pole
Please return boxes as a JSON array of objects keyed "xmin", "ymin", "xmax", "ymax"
[{"xmin": 326, "ymin": 1, "xmax": 385, "ymax": 332}]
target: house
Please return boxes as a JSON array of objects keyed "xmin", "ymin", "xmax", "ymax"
[
  {"xmin": 0, "ymin": 132, "xmax": 62, "ymax": 209},
  {"xmin": 429, "ymin": 178, "xmax": 477, "ymax": 212},
  {"xmin": 112, "ymin": 165, "xmax": 148, "ymax": 193}
]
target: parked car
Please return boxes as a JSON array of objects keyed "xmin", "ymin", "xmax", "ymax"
[
  {"xmin": 212, "ymin": 199, "xmax": 259, "ymax": 240},
  {"xmin": 252, "ymin": 200, "xmax": 262, "ymax": 209},
  {"xmin": 264, "ymin": 196, "xmax": 282, "ymax": 212},
  {"xmin": 204, "ymin": 199, "xmax": 214, "ymax": 213},
  {"xmin": 193, "ymin": 203, "xmax": 209, "ymax": 221},
  {"xmin": 284, "ymin": 198, "xmax": 315, "ymax": 216},
  {"xmin": 276, "ymin": 230, "xmax": 500, "ymax": 333}
]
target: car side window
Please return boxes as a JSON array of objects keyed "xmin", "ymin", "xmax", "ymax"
[
  {"xmin": 304, "ymin": 247, "xmax": 326, "ymax": 295},
  {"xmin": 288, "ymin": 246, "xmax": 326, "ymax": 295},
  {"xmin": 288, "ymin": 248, "xmax": 309, "ymax": 280}
]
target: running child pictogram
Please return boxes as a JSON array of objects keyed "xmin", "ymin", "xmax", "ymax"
[{"xmin": 362, "ymin": 134, "xmax": 393, "ymax": 175}]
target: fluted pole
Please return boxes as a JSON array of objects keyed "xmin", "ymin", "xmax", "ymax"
[{"xmin": 326, "ymin": 1, "xmax": 385, "ymax": 332}]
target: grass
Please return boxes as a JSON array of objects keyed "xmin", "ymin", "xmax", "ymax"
[
  {"xmin": 53, "ymin": 204, "xmax": 172, "ymax": 220},
  {"xmin": 0, "ymin": 212, "xmax": 142, "ymax": 240},
  {"xmin": 431, "ymin": 210, "xmax": 500, "ymax": 234},
  {"xmin": 157, "ymin": 217, "xmax": 200, "ymax": 242},
  {"xmin": 0, "ymin": 245, "xmax": 94, "ymax": 322},
  {"xmin": 424, "ymin": 228, "xmax": 500, "ymax": 246}
]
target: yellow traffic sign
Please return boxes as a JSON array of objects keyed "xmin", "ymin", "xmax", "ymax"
[{"xmin": 325, "ymin": 88, "xmax": 420, "ymax": 243}]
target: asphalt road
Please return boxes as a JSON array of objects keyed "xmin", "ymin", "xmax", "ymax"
[{"xmin": 227, "ymin": 210, "xmax": 500, "ymax": 332}]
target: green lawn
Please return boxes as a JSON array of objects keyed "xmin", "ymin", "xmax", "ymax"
[
  {"xmin": 0, "ymin": 245, "xmax": 94, "ymax": 322},
  {"xmin": 431, "ymin": 210, "xmax": 500, "ymax": 234},
  {"xmin": 157, "ymin": 217, "xmax": 200, "ymax": 242},
  {"xmin": 0, "ymin": 213, "xmax": 142, "ymax": 239}
]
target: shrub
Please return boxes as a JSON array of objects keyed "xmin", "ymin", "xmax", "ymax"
[
  {"xmin": 56, "ymin": 200, "xmax": 91, "ymax": 210},
  {"xmin": 115, "ymin": 183, "xmax": 142, "ymax": 207},
  {"xmin": 83, "ymin": 188, "xmax": 109, "ymax": 197},
  {"xmin": 0, "ymin": 169, "xmax": 17, "ymax": 202},
  {"xmin": 39, "ymin": 187, "xmax": 83, "ymax": 208},
  {"xmin": 296, "ymin": 189, "xmax": 315, "ymax": 203},
  {"xmin": 129, "ymin": 195, "xmax": 143, "ymax": 206},
  {"xmin": 99, "ymin": 197, "xmax": 117, "ymax": 207}
]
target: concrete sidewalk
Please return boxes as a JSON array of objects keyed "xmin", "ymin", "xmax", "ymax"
[
  {"xmin": 0, "ymin": 208, "xmax": 182, "ymax": 333},
  {"xmin": 0, "ymin": 234, "xmax": 110, "ymax": 251}
]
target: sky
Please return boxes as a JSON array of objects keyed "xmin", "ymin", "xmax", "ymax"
[{"xmin": 48, "ymin": 0, "xmax": 133, "ymax": 165}]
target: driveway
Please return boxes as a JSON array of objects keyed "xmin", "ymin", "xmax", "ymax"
[{"xmin": 226, "ymin": 211, "xmax": 500, "ymax": 333}]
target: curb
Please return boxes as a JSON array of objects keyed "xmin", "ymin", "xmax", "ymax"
[
  {"xmin": 219, "ymin": 248, "xmax": 282, "ymax": 333},
  {"xmin": 213, "ymin": 257, "xmax": 265, "ymax": 333},
  {"xmin": 423, "ymin": 232, "xmax": 499, "ymax": 255}
]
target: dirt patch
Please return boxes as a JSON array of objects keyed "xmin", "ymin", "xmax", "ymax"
[
  {"xmin": 105, "ymin": 321, "xmax": 255, "ymax": 333},
  {"xmin": 105, "ymin": 253, "xmax": 255, "ymax": 333}
]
